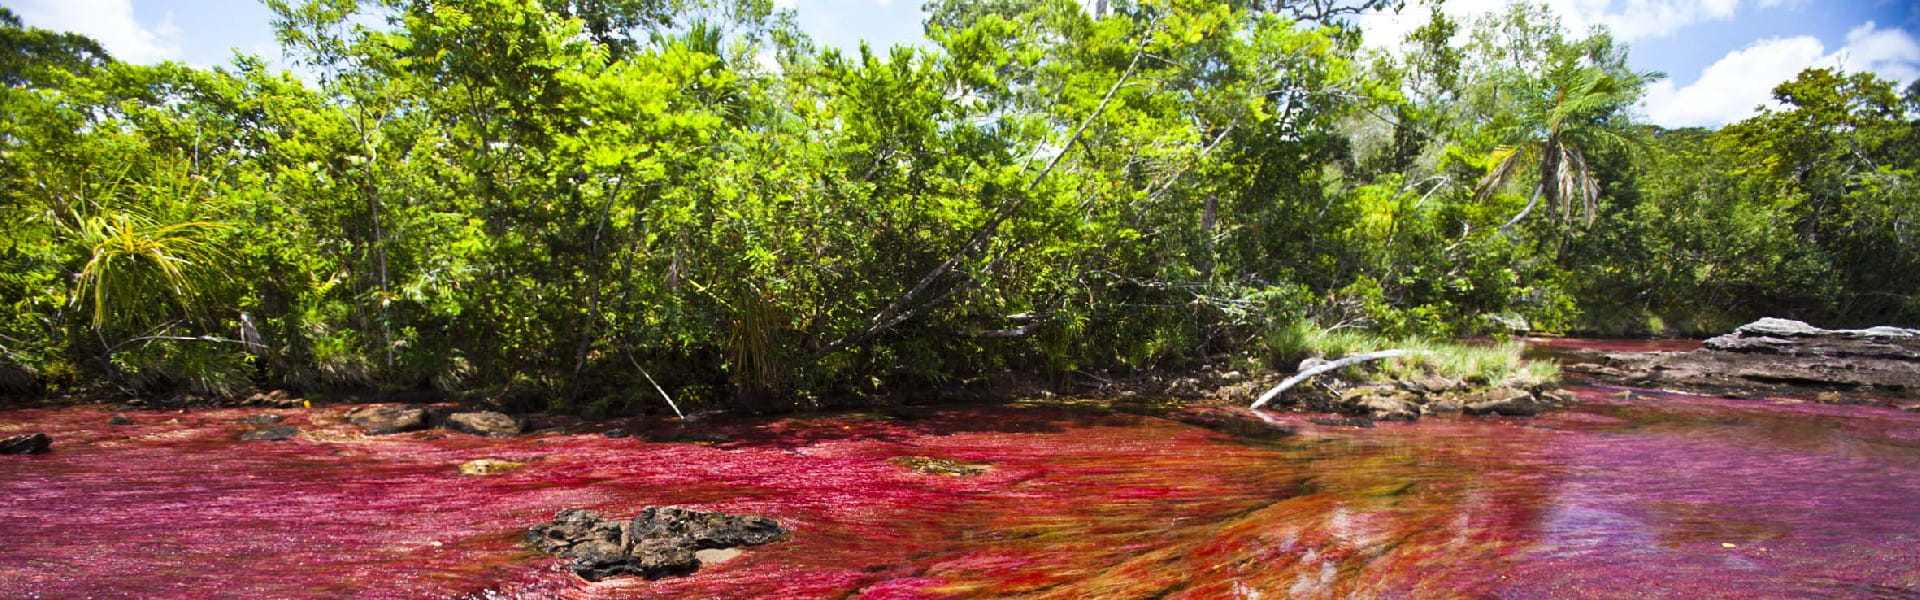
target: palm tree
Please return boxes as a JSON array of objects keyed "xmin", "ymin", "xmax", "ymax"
[{"xmin": 1475, "ymin": 60, "xmax": 1656, "ymax": 235}]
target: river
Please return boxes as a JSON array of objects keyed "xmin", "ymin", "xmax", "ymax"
[{"xmin": 2, "ymin": 343, "xmax": 1917, "ymax": 598}]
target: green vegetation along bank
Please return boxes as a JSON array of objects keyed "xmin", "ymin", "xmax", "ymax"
[{"xmin": 2, "ymin": 0, "xmax": 1915, "ymax": 413}]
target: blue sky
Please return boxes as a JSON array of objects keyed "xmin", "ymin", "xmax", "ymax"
[{"xmin": 4, "ymin": 0, "xmax": 1916, "ymax": 128}]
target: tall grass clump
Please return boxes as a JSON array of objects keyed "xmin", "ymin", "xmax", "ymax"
[{"xmin": 1263, "ymin": 320, "xmax": 1557, "ymax": 388}]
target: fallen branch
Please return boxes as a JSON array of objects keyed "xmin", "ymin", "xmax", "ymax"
[
  {"xmin": 1249, "ymin": 349, "xmax": 1418, "ymax": 410},
  {"xmin": 625, "ymin": 350, "xmax": 685, "ymax": 420}
]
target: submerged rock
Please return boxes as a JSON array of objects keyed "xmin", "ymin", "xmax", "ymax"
[
  {"xmin": 446, "ymin": 411, "xmax": 521, "ymax": 436},
  {"xmin": 0, "ymin": 433, "xmax": 51, "ymax": 454},
  {"xmin": 239, "ymin": 426, "xmax": 300, "ymax": 441},
  {"xmin": 527, "ymin": 507, "xmax": 789, "ymax": 581},
  {"xmin": 1580, "ymin": 318, "xmax": 1920, "ymax": 400},
  {"xmin": 1307, "ymin": 416, "xmax": 1375, "ymax": 428},
  {"xmin": 349, "ymin": 406, "xmax": 428, "ymax": 434},
  {"xmin": 890, "ymin": 456, "xmax": 991, "ymax": 476},
  {"xmin": 108, "ymin": 415, "xmax": 136, "ymax": 426},
  {"xmin": 458, "ymin": 459, "xmax": 525, "ymax": 476},
  {"xmin": 236, "ymin": 414, "xmax": 285, "ymax": 426}
]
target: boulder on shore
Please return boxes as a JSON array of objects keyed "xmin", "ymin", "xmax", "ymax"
[
  {"xmin": 1464, "ymin": 387, "xmax": 1544, "ymax": 417},
  {"xmin": 527, "ymin": 507, "xmax": 789, "ymax": 581},
  {"xmin": 1, "ymin": 433, "xmax": 51, "ymax": 454},
  {"xmin": 1291, "ymin": 379, "xmax": 1565, "ymax": 421},
  {"xmin": 1579, "ymin": 318, "xmax": 1920, "ymax": 401},
  {"xmin": 244, "ymin": 389, "xmax": 303, "ymax": 408}
]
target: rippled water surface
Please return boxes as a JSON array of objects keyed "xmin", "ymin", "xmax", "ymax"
[{"xmin": 3, "ymin": 380, "xmax": 1918, "ymax": 598}]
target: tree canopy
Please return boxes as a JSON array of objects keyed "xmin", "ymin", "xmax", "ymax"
[{"xmin": 1, "ymin": 2, "xmax": 1914, "ymax": 411}]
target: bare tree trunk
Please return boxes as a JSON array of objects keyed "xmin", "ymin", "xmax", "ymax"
[{"xmin": 568, "ymin": 177, "xmax": 629, "ymax": 399}]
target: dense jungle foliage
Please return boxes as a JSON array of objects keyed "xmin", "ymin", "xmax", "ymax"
[{"xmin": 2, "ymin": 0, "xmax": 1915, "ymax": 412}]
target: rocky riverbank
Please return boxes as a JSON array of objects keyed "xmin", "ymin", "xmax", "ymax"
[{"xmin": 1570, "ymin": 318, "xmax": 1920, "ymax": 403}]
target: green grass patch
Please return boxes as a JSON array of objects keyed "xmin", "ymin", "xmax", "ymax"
[{"xmin": 1263, "ymin": 320, "xmax": 1558, "ymax": 388}]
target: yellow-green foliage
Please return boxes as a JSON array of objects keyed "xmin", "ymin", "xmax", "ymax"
[{"xmin": 72, "ymin": 213, "xmax": 227, "ymax": 330}]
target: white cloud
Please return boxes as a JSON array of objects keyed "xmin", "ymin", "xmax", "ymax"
[
  {"xmin": 1594, "ymin": 0, "xmax": 1739, "ymax": 41},
  {"xmin": 6, "ymin": 0, "xmax": 182, "ymax": 63},
  {"xmin": 1640, "ymin": 35, "xmax": 1824, "ymax": 127},
  {"xmin": 1831, "ymin": 20, "xmax": 1920, "ymax": 84},
  {"xmin": 1641, "ymin": 22, "xmax": 1920, "ymax": 127}
]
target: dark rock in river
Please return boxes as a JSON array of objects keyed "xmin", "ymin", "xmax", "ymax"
[
  {"xmin": 446, "ymin": 411, "xmax": 521, "ymax": 436},
  {"xmin": 1, "ymin": 433, "xmax": 51, "ymax": 454},
  {"xmin": 527, "ymin": 507, "xmax": 790, "ymax": 581},
  {"xmin": 349, "ymin": 406, "xmax": 428, "ymax": 434},
  {"xmin": 1579, "ymin": 318, "xmax": 1920, "ymax": 400},
  {"xmin": 239, "ymin": 426, "xmax": 300, "ymax": 441},
  {"xmin": 108, "ymin": 415, "xmax": 136, "ymax": 426}
]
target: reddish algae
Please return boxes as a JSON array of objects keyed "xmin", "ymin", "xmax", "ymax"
[{"xmin": 2, "ymin": 384, "xmax": 1918, "ymax": 598}]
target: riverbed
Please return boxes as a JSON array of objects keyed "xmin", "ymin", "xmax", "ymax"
[{"xmin": 3, "ymin": 361, "xmax": 1917, "ymax": 598}]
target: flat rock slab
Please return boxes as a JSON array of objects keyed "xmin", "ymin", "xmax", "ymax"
[
  {"xmin": 1579, "ymin": 318, "xmax": 1920, "ymax": 401},
  {"xmin": 348, "ymin": 406, "xmax": 428, "ymax": 434},
  {"xmin": 446, "ymin": 411, "xmax": 521, "ymax": 436},
  {"xmin": 527, "ymin": 506, "xmax": 788, "ymax": 581},
  {"xmin": 239, "ymin": 426, "xmax": 300, "ymax": 441}
]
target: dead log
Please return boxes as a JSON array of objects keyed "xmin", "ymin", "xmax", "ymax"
[{"xmin": 1249, "ymin": 349, "xmax": 1418, "ymax": 410}]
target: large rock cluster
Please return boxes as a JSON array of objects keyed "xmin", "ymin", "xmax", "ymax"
[
  {"xmin": 526, "ymin": 507, "xmax": 789, "ymax": 581},
  {"xmin": 1579, "ymin": 318, "xmax": 1920, "ymax": 401},
  {"xmin": 1276, "ymin": 377, "xmax": 1576, "ymax": 421}
]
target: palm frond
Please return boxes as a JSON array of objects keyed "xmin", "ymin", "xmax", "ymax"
[
  {"xmin": 71, "ymin": 213, "xmax": 230, "ymax": 329},
  {"xmin": 1472, "ymin": 145, "xmax": 1528, "ymax": 202}
]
